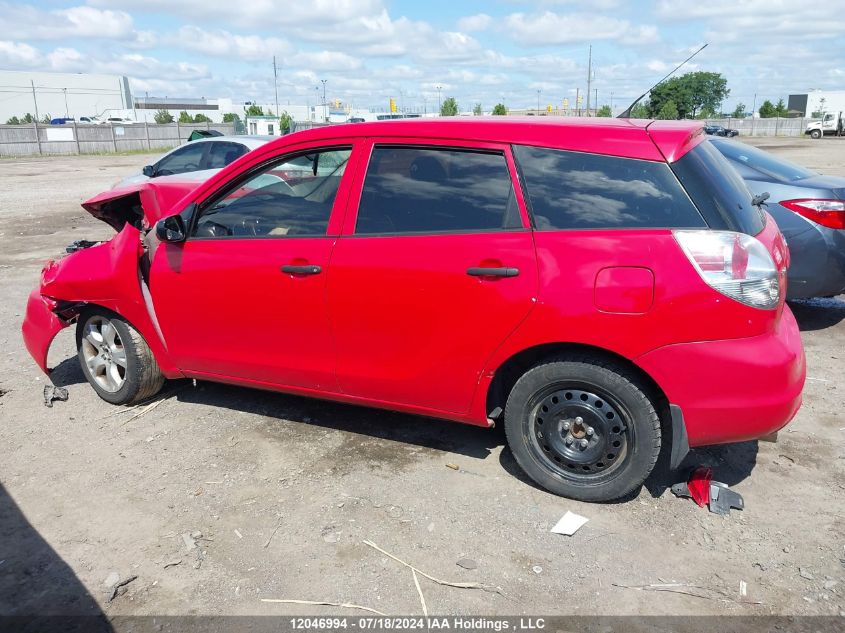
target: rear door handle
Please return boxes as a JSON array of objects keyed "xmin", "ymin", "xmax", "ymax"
[
  {"xmin": 466, "ymin": 267, "xmax": 520, "ymax": 278},
  {"xmin": 281, "ymin": 264, "xmax": 322, "ymax": 275}
]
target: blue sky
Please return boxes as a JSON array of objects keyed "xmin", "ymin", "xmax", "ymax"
[{"xmin": 1, "ymin": 0, "xmax": 843, "ymax": 112}]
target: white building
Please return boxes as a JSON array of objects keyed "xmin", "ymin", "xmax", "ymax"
[
  {"xmin": 0, "ymin": 70, "xmax": 132, "ymax": 123},
  {"xmin": 787, "ymin": 90, "xmax": 845, "ymax": 117}
]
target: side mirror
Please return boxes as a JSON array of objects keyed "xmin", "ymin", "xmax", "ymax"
[
  {"xmin": 155, "ymin": 214, "xmax": 187, "ymax": 243},
  {"xmin": 142, "ymin": 165, "xmax": 155, "ymax": 177}
]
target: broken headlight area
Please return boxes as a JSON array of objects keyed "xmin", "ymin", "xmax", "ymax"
[{"xmin": 66, "ymin": 239, "xmax": 104, "ymax": 254}]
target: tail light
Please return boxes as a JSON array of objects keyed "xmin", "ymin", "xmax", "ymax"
[
  {"xmin": 780, "ymin": 199, "xmax": 845, "ymax": 230},
  {"xmin": 674, "ymin": 230, "xmax": 780, "ymax": 309}
]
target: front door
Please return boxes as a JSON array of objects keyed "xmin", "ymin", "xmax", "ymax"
[
  {"xmin": 150, "ymin": 144, "xmax": 357, "ymax": 390},
  {"xmin": 329, "ymin": 141, "xmax": 539, "ymax": 414}
]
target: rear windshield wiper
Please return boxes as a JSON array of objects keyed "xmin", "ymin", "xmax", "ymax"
[{"xmin": 751, "ymin": 192, "xmax": 770, "ymax": 207}]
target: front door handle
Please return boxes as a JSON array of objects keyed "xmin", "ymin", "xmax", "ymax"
[
  {"xmin": 466, "ymin": 266, "xmax": 520, "ymax": 278},
  {"xmin": 281, "ymin": 264, "xmax": 322, "ymax": 275}
]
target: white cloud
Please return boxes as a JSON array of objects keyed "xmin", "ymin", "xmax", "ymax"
[
  {"xmin": 503, "ymin": 12, "xmax": 659, "ymax": 45},
  {"xmin": 174, "ymin": 26, "xmax": 291, "ymax": 60},
  {"xmin": 0, "ymin": 40, "xmax": 42, "ymax": 67},
  {"xmin": 0, "ymin": 3, "xmax": 135, "ymax": 40},
  {"xmin": 457, "ymin": 14, "xmax": 492, "ymax": 32}
]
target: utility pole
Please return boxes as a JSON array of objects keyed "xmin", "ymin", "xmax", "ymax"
[
  {"xmin": 31, "ymin": 80, "xmax": 39, "ymax": 121},
  {"xmin": 436, "ymin": 85, "xmax": 442, "ymax": 113},
  {"xmin": 537, "ymin": 89, "xmax": 541, "ymax": 115},
  {"xmin": 321, "ymin": 79, "xmax": 327, "ymax": 122},
  {"xmin": 594, "ymin": 88, "xmax": 598, "ymax": 114},
  {"xmin": 273, "ymin": 56, "xmax": 279, "ymax": 118},
  {"xmin": 610, "ymin": 91, "xmax": 614, "ymax": 113},
  {"xmin": 751, "ymin": 93, "xmax": 757, "ymax": 136},
  {"xmin": 585, "ymin": 45, "xmax": 592, "ymax": 116},
  {"xmin": 575, "ymin": 88, "xmax": 580, "ymax": 116},
  {"xmin": 63, "ymin": 88, "xmax": 69, "ymax": 118}
]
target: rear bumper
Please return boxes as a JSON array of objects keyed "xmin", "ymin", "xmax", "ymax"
[
  {"xmin": 636, "ymin": 306, "xmax": 805, "ymax": 447},
  {"xmin": 21, "ymin": 289, "xmax": 69, "ymax": 374}
]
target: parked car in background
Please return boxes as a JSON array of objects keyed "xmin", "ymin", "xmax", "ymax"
[
  {"xmin": 704, "ymin": 124, "xmax": 739, "ymax": 137},
  {"xmin": 79, "ymin": 116, "xmax": 104, "ymax": 125},
  {"xmin": 711, "ymin": 137, "xmax": 845, "ymax": 299},
  {"xmin": 106, "ymin": 117, "xmax": 138, "ymax": 125},
  {"xmin": 114, "ymin": 136, "xmax": 271, "ymax": 188},
  {"xmin": 49, "ymin": 117, "xmax": 75, "ymax": 125},
  {"xmin": 22, "ymin": 118, "xmax": 805, "ymax": 502}
]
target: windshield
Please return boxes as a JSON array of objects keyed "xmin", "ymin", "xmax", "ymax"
[{"xmin": 710, "ymin": 138, "xmax": 815, "ymax": 183}]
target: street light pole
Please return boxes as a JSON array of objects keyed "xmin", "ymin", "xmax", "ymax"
[
  {"xmin": 537, "ymin": 89, "xmax": 541, "ymax": 115},
  {"xmin": 273, "ymin": 56, "xmax": 279, "ymax": 118},
  {"xmin": 321, "ymin": 79, "xmax": 327, "ymax": 122},
  {"xmin": 436, "ymin": 85, "xmax": 442, "ymax": 113},
  {"xmin": 63, "ymin": 88, "xmax": 69, "ymax": 118}
]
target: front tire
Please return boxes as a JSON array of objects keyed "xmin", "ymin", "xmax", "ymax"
[
  {"xmin": 76, "ymin": 309, "xmax": 164, "ymax": 405},
  {"xmin": 504, "ymin": 355, "xmax": 661, "ymax": 502},
  {"xmin": 810, "ymin": 129, "xmax": 822, "ymax": 139}
]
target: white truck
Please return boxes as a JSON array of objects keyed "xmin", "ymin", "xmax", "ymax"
[{"xmin": 806, "ymin": 111, "xmax": 844, "ymax": 138}]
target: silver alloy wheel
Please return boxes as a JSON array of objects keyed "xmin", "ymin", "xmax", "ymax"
[{"xmin": 80, "ymin": 315, "xmax": 127, "ymax": 393}]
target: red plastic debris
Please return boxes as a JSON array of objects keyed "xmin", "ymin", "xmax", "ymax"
[{"xmin": 686, "ymin": 465, "xmax": 713, "ymax": 507}]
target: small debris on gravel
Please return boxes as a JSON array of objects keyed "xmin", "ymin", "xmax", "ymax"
[
  {"xmin": 181, "ymin": 532, "xmax": 197, "ymax": 552},
  {"xmin": 445, "ymin": 463, "xmax": 459, "ymax": 471},
  {"xmin": 42, "ymin": 385, "xmax": 68, "ymax": 407},
  {"xmin": 163, "ymin": 558, "xmax": 182, "ymax": 569},
  {"xmin": 823, "ymin": 580, "xmax": 838, "ymax": 591},
  {"xmin": 532, "ymin": 566, "xmax": 543, "ymax": 575},
  {"xmin": 799, "ymin": 568, "xmax": 815, "ymax": 581},
  {"xmin": 102, "ymin": 571, "xmax": 120, "ymax": 588},
  {"xmin": 108, "ymin": 575, "xmax": 138, "ymax": 602},
  {"xmin": 456, "ymin": 558, "xmax": 477, "ymax": 570},
  {"xmin": 551, "ymin": 511, "xmax": 589, "ymax": 536}
]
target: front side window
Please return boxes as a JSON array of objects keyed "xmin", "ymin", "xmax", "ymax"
[
  {"xmin": 191, "ymin": 147, "xmax": 352, "ymax": 238},
  {"xmin": 205, "ymin": 142, "xmax": 248, "ymax": 169},
  {"xmin": 513, "ymin": 145, "xmax": 706, "ymax": 230},
  {"xmin": 156, "ymin": 143, "xmax": 207, "ymax": 176},
  {"xmin": 355, "ymin": 146, "xmax": 521, "ymax": 235}
]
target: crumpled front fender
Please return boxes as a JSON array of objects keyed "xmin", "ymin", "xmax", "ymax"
[{"xmin": 21, "ymin": 290, "xmax": 67, "ymax": 373}]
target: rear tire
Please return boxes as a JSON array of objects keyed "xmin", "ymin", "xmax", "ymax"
[
  {"xmin": 76, "ymin": 309, "xmax": 164, "ymax": 405},
  {"xmin": 504, "ymin": 355, "xmax": 661, "ymax": 502}
]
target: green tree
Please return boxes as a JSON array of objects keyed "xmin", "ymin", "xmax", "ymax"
[
  {"xmin": 244, "ymin": 104, "xmax": 264, "ymax": 116},
  {"xmin": 758, "ymin": 99, "xmax": 776, "ymax": 118},
  {"xmin": 22, "ymin": 113, "xmax": 34, "ymax": 124},
  {"xmin": 648, "ymin": 71, "xmax": 729, "ymax": 119},
  {"xmin": 732, "ymin": 102, "xmax": 746, "ymax": 118},
  {"xmin": 774, "ymin": 98, "xmax": 788, "ymax": 117},
  {"xmin": 491, "ymin": 103, "xmax": 507, "ymax": 115},
  {"xmin": 472, "ymin": 103, "xmax": 483, "ymax": 116},
  {"xmin": 656, "ymin": 100, "xmax": 679, "ymax": 120},
  {"xmin": 279, "ymin": 111, "xmax": 292, "ymax": 133},
  {"xmin": 6, "ymin": 116, "xmax": 20, "ymax": 124},
  {"xmin": 153, "ymin": 109, "xmax": 174, "ymax": 124},
  {"xmin": 440, "ymin": 97, "xmax": 458, "ymax": 117},
  {"xmin": 630, "ymin": 102, "xmax": 650, "ymax": 118},
  {"xmin": 40, "ymin": 113, "xmax": 52, "ymax": 124},
  {"xmin": 178, "ymin": 110, "xmax": 193, "ymax": 123},
  {"xmin": 193, "ymin": 113, "xmax": 211, "ymax": 123},
  {"xmin": 596, "ymin": 104, "xmax": 612, "ymax": 117},
  {"xmin": 223, "ymin": 112, "xmax": 244, "ymax": 133}
]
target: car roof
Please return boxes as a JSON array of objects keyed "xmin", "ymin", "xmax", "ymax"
[
  {"xmin": 184, "ymin": 135, "xmax": 271, "ymax": 149},
  {"xmin": 259, "ymin": 117, "xmax": 703, "ymax": 163}
]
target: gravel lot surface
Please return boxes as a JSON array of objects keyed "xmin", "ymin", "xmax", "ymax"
[{"xmin": 0, "ymin": 138, "xmax": 843, "ymax": 619}]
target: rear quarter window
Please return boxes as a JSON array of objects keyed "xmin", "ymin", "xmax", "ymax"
[
  {"xmin": 513, "ymin": 145, "xmax": 706, "ymax": 230},
  {"xmin": 671, "ymin": 141, "xmax": 766, "ymax": 235}
]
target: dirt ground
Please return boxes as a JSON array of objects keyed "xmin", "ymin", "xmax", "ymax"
[{"xmin": 0, "ymin": 137, "xmax": 843, "ymax": 620}]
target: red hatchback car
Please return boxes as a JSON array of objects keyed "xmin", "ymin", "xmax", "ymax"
[{"xmin": 22, "ymin": 118, "xmax": 805, "ymax": 501}]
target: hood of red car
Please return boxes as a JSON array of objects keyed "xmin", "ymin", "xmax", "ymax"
[{"xmin": 82, "ymin": 178, "xmax": 201, "ymax": 231}]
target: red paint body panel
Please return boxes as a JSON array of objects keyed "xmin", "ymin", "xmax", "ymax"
[
  {"xmin": 636, "ymin": 306, "xmax": 805, "ymax": 446},
  {"xmin": 593, "ymin": 267, "xmax": 655, "ymax": 314},
  {"xmin": 21, "ymin": 290, "xmax": 64, "ymax": 373}
]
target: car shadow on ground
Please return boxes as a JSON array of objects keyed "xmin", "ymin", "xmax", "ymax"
[
  {"xmin": 789, "ymin": 296, "xmax": 845, "ymax": 331},
  {"xmin": 48, "ymin": 356, "xmax": 88, "ymax": 389},
  {"xmin": 175, "ymin": 382, "xmax": 504, "ymax": 460},
  {"xmin": 0, "ymin": 483, "xmax": 112, "ymax": 632}
]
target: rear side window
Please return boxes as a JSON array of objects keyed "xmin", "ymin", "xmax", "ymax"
[
  {"xmin": 513, "ymin": 145, "xmax": 706, "ymax": 230},
  {"xmin": 355, "ymin": 146, "xmax": 521, "ymax": 235},
  {"xmin": 672, "ymin": 141, "xmax": 765, "ymax": 235},
  {"xmin": 710, "ymin": 138, "xmax": 815, "ymax": 183},
  {"xmin": 205, "ymin": 142, "xmax": 248, "ymax": 169}
]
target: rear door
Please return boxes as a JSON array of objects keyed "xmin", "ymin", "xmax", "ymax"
[{"xmin": 328, "ymin": 139, "xmax": 539, "ymax": 414}]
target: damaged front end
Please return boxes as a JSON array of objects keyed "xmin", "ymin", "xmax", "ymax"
[{"xmin": 21, "ymin": 178, "xmax": 198, "ymax": 376}]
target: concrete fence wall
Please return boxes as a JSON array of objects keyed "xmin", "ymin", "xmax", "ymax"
[
  {"xmin": 0, "ymin": 122, "xmax": 237, "ymax": 157},
  {"xmin": 705, "ymin": 117, "xmax": 812, "ymax": 137}
]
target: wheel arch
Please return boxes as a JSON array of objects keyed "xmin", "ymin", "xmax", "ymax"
[{"xmin": 485, "ymin": 342, "xmax": 670, "ymax": 427}]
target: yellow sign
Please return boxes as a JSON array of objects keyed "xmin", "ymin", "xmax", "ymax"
[
  {"xmin": 577, "ymin": 95, "xmax": 583, "ymax": 104},
  {"xmin": 389, "ymin": 97, "xmax": 397, "ymax": 113}
]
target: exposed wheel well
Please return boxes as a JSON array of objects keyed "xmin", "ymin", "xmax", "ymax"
[{"xmin": 486, "ymin": 343, "xmax": 669, "ymax": 424}]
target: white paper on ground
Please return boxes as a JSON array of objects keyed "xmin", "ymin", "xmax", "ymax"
[{"xmin": 550, "ymin": 511, "xmax": 589, "ymax": 536}]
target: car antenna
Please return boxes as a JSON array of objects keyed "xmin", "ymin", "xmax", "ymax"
[{"xmin": 618, "ymin": 43, "xmax": 708, "ymax": 118}]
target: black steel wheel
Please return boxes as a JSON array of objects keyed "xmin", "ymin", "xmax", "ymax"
[{"xmin": 504, "ymin": 355, "xmax": 661, "ymax": 501}]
